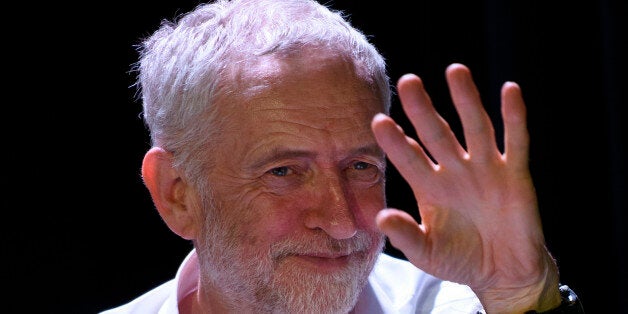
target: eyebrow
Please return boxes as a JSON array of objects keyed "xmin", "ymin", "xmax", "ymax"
[
  {"xmin": 248, "ymin": 148, "xmax": 318, "ymax": 170},
  {"xmin": 248, "ymin": 144, "xmax": 385, "ymax": 170},
  {"xmin": 349, "ymin": 144, "xmax": 387, "ymax": 169},
  {"xmin": 349, "ymin": 144, "xmax": 385, "ymax": 160}
]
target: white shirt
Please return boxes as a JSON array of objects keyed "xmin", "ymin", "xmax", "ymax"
[{"xmin": 101, "ymin": 250, "xmax": 483, "ymax": 313}]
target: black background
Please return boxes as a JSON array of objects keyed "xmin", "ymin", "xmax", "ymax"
[{"xmin": 4, "ymin": 0, "xmax": 626, "ymax": 313}]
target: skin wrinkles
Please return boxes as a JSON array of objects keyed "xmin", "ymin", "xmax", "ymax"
[
  {"xmin": 240, "ymin": 103, "xmax": 382, "ymax": 169},
  {"xmin": 190, "ymin": 51, "xmax": 387, "ymax": 312},
  {"xmin": 254, "ymin": 106, "xmax": 376, "ymax": 134},
  {"xmin": 131, "ymin": 0, "xmax": 568, "ymax": 310}
]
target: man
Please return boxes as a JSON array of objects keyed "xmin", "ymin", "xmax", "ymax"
[{"xmin": 103, "ymin": 0, "xmax": 584, "ymax": 312}]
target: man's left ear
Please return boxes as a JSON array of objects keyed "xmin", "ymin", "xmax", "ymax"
[{"xmin": 141, "ymin": 147, "xmax": 199, "ymax": 240}]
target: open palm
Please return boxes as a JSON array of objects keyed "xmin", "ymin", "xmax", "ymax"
[{"xmin": 371, "ymin": 63, "xmax": 560, "ymax": 312}]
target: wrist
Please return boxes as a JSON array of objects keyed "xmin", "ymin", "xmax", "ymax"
[
  {"xmin": 477, "ymin": 284, "xmax": 561, "ymax": 313},
  {"xmin": 525, "ymin": 284, "xmax": 584, "ymax": 314},
  {"xmin": 477, "ymin": 256, "xmax": 562, "ymax": 313},
  {"xmin": 477, "ymin": 284, "xmax": 584, "ymax": 314}
]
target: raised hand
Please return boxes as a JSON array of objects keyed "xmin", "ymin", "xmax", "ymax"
[{"xmin": 371, "ymin": 63, "xmax": 561, "ymax": 312}]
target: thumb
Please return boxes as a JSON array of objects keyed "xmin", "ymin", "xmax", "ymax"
[{"xmin": 376, "ymin": 208, "xmax": 426, "ymax": 264}]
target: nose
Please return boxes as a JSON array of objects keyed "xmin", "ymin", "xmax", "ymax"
[{"xmin": 304, "ymin": 172, "xmax": 358, "ymax": 239}]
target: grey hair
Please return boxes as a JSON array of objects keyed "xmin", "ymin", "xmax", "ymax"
[{"xmin": 132, "ymin": 0, "xmax": 391, "ymax": 187}]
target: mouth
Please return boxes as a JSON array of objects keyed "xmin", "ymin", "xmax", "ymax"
[
  {"xmin": 285, "ymin": 252, "xmax": 355, "ymax": 273},
  {"xmin": 270, "ymin": 233, "xmax": 377, "ymax": 273}
]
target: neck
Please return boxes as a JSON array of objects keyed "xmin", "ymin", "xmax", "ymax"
[{"xmin": 179, "ymin": 287, "xmax": 259, "ymax": 314}]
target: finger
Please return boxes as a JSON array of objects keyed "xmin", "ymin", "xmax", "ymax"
[
  {"xmin": 371, "ymin": 113, "xmax": 435, "ymax": 185},
  {"xmin": 397, "ymin": 73, "xmax": 467, "ymax": 166},
  {"xmin": 501, "ymin": 81, "xmax": 530, "ymax": 171},
  {"xmin": 376, "ymin": 208, "xmax": 426, "ymax": 265},
  {"xmin": 445, "ymin": 63, "xmax": 499, "ymax": 161}
]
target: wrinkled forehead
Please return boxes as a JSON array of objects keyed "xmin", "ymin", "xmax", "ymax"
[
  {"xmin": 208, "ymin": 49, "xmax": 384, "ymax": 140},
  {"xmin": 228, "ymin": 47, "xmax": 383, "ymax": 109}
]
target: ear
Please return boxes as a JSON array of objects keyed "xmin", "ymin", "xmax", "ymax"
[{"xmin": 141, "ymin": 147, "xmax": 199, "ymax": 240}]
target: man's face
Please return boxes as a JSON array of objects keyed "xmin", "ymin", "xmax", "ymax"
[{"xmin": 196, "ymin": 51, "xmax": 387, "ymax": 313}]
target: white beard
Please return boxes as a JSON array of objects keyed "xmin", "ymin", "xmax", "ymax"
[{"xmin": 195, "ymin": 194, "xmax": 385, "ymax": 313}]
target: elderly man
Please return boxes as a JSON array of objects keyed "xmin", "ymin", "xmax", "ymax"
[{"xmin": 102, "ymin": 0, "xmax": 583, "ymax": 313}]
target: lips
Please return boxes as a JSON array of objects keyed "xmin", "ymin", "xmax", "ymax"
[
  {"xmin": 283, "ymin": 252, "xmax": 355, "ymax": 273},
  {"xmin": 269, "ymin": 232, "xmax": 376, "ymax": 272}
]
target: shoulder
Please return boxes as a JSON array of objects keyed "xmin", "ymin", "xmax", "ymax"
[
  {"xmin": 364, "ymin": 253, "xmax": 483, "ymax": 313},
  {"xmin": 368, "ymin": 253, "xmax": 441, "ymax": 308},
  {"xmin": 99, "ymin": 250, "xmax": 197, "ymax": 314},
  {"xmin": 99, "ymin": 279, "xmax": 178, "ymax": 314}
]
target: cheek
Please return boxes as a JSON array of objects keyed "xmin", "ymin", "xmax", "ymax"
[
  {"xmin": 223, "ymin": 187, "xmax": 304, "ymax": 248},
  {"xmin": 252, "ymin": 193, "xmax": 307, "ymax": 229},
  {"xmin": 212, "ymin": 173, "xmax": 386, "ymax": 250},
  {"xmin": 259, "ymin": 180, "xmax": 386, "ymax": 233},
  {"xmin": 350, "ymin": 184, "xmax": 386, "ymax": 229}
]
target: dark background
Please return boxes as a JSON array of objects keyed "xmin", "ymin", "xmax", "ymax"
[{"xmin": 4, "ymin": 0, "xmax": 626, "ymax": 312}]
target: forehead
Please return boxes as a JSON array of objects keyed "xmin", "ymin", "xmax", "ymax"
[
  {"xmin": 235, "ymin": 50, "xmax": 383, "ymax": 119},
  {"xmin": 215, "ymin": 51, "xmax": 385, "ymax": 161}
]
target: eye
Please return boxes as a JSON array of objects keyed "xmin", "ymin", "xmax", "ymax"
[
  {"xmin": 346, "ymin": 161, "xmax": 382, "ymax": 184},
  {"xmin": 262, "ymin": 165, "xmax": 304, "ymax": 193},
  {"xmin": 353, "ymin": 161, "xmax": 371, "ymax": 170},
  {"xmin": 268, "ymin": 166, "xmax": 291, "ymax": 177}
]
